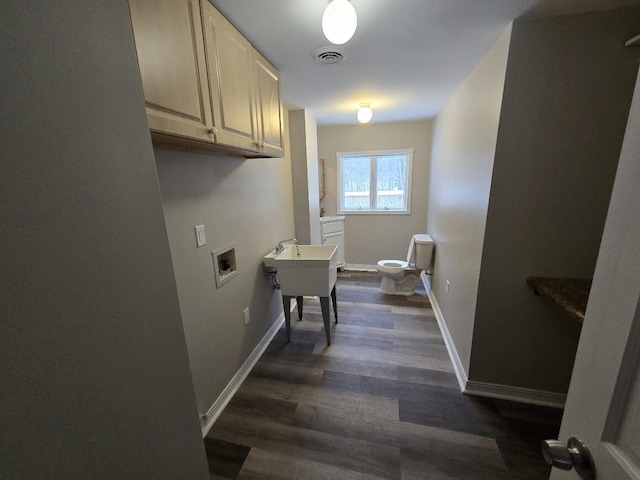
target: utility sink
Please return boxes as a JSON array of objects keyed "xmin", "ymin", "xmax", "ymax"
[{"xmin": 264, "ymin": 245, "xmax": 338, "ymax": 297}]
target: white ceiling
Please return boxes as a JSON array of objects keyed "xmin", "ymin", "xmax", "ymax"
[{"xmin": 210, "ymin": 0, "xmax": 640, "ymax": 125}]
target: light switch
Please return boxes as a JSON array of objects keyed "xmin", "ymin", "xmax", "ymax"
[{"xmin": 195, "ymin": 225, "xmax": 206, "ymax": 247}]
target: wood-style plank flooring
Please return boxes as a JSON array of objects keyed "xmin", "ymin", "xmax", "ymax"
[{"xmin": 205, "ymin": 272, "xmax": 561, "ymax": 479}]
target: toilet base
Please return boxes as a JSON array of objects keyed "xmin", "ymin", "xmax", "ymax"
[{"xmin": 380, "ymin": 271, "xmax": 420, "ymax": 296}]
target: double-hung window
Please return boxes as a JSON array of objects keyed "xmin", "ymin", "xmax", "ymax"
[{"xmin": 337, "ymin": 149, "xmax": 413, "ymax": 214}]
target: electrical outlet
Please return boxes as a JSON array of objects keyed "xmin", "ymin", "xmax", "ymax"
[
  {"xmin": 194, "ymin": 225, "xmax": 206, "ymax": 247},
  {"xmin": 243, "ymin": 307, "xmax": 250, "ymax": 325},
  {"xmin": 446, "ymin": 280, "xmax": 450, "ymax": 295}
]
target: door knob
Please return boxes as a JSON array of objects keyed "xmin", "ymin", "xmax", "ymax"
[{"xmin": 541, "ymin": 437, "xmax": 595, "ymax": 480}]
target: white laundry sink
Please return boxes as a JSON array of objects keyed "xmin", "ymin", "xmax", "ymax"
[{"xmin": 263, "ymin": 245, "xmax": 338, "ymax": 297}]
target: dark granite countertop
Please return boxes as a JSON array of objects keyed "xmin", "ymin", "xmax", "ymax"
[{"xmin": 526, "ymin": 277, "xmax": 592, "ymax": 323}]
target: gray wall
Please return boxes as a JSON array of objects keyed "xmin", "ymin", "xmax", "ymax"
[
  {"xmin": 155, "ymin": 115, "xmax": 295, "ymax": 415},
  {"xmin": 427, "ymin": 26, "xmax": 512, "ymax": 375},
  {"xmin": 1, "ymin": 2, "xmax": 208, "ymax": 478},
  {"xmin": 471, "ymin": 8, "xmax": 640, "ymax": 393},
  {"xmin": 289, "ymin": 110, "xmax": 321, "ymax": 245},
  {"xmin": 318, "ymin": 121, "xmax": 432, "ymax": 266}
]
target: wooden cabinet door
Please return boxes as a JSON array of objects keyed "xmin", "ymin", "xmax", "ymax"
[
  {"xmin": 254, "ymin": 52, "xmax": 285, "ymax": 157},
  {"xmin": 201, "ymin": 1, "xmax": 258, "ymax": 153},
  {"xmin": 129, "ymin": 0, "xmax": 213, "ymax": 143}
]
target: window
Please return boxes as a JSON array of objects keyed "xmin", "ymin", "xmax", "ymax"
[{"xmin": 337, "ymin": 149, "xmax": 413, "ymax": 214}]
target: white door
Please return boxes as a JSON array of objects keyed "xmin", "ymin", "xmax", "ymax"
[{"xmin": 548, "ymin": 69, "xmax": 640, "ymax": 479}]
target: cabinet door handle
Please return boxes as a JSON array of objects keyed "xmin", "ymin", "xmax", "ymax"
[{"xmin": 207, "ymin": 127, "xmax": 218, "ymax": 135}]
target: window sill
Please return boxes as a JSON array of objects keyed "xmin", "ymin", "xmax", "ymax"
[{"xmin": 338, "ymin": 210, "xmax": 411, "ymax": 215}]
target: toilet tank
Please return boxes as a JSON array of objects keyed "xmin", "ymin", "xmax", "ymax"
[{"xmin": 408, "ymin": 234, "xmax": 434, "ymax": 270}]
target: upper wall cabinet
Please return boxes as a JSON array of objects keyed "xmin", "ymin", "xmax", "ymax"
[
  {"xmin": 128, "ymin": 0, "xmax": 213, "ymax": 143},
  {"xmin": 201, "ymin": 2, "xmax": 257, "ymax": 152},
  {"xmin": 254, "ymin": 51, "xmax": 285, "ymax": 157},
  {"xmin": 128, "ymin": 0, "xmax": 284, "ymax": 158}
]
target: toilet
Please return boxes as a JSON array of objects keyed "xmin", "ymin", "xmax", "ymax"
[{"xmin": 377, "ymin": 234, "xmax": 434, "ymax": 296}]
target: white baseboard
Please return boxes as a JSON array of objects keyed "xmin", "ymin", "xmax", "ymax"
[
  {"xmin": 344, "ymin": 263, "xmax": 377, "ymax": 272},
  {"xmin": 425, "ymin": 280, "xmax": 468, "ymax": 392},
  {"xmin": 424, "ymin": 274, "xmax": 566, "ymax": 409},
  {"xmin": 464, "ymin": 381, "xmax": 566, "ymax": 409},
  {"xmin": 200, "ymin": 300, "xmax": 294, "ymax": 437},
  {"xmin": 420, "ymin": 270, "xmax": 432, "ymax": 295}
]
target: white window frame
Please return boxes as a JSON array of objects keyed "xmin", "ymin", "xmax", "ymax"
[{"xmin": 337, "ymin": 149, "xmax": 413, "ymax": 215}]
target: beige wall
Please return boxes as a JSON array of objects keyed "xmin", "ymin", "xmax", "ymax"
[
  {"xmin": 318, "ymin": 121, "xmax": 432, "ymax": 266},
  {"xmin": 427, "ymin": 25, "xmax": 512, "ymax": 375},
  {"xmin": 155, "ymin": 112, "xmax": 295, "ymax": 415},
  {"xmin": 289, "ymin": 109, "xmax": 321, "ymax": 245},
  {"xmin": 471, "ymin": 8, "xmax": 640, "ymax": 393},
  {"xmin": 2, "ymin": 2, "xmax": 208, "ymax": 478}
]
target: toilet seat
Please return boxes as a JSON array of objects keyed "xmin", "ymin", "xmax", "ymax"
[{"xmin": 377, "ymin": 260, "xmax": 414, "ymax": 273}]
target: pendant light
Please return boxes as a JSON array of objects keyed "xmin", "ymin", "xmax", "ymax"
[
  {"xmin": 322, "ymin": 0, "xmax": 357, "ymax": 45},
  {"xmin": 357, "ymin": 103, "xmax": 372, "ymax": 123}
]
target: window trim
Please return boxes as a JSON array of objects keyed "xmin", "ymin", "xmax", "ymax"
[{"xmin": 337, "ymin": 148, "xmax": 413, "ymax": 215}]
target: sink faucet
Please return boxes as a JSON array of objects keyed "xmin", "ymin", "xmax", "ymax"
[{"xmin": 276, "ymin": 238, "xmax": 300, "ymax": 256}]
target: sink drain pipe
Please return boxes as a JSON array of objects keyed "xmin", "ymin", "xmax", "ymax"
[{"xmin": 268, "ymin": 270, "xmax": 280, "ymax": 290}]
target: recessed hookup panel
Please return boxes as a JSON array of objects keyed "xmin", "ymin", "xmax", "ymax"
[{"xmin": 212, "ymin": 243, "xmax": 239, "ymax": 288}]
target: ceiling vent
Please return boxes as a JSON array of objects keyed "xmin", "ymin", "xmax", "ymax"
[{"xmin": 313, "ymin": 46, "xmax": 347, "ymax": 64}]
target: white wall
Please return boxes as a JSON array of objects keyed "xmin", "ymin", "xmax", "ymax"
[
  {"xmin": 427, "ymin": 25, "xmax": 513, "ymax": 375},
  {"xmin": 471, "ymin": 8, "xmax": 640, "ymax": 393},
  {"xmin": 318, "ymin": 121, "xmax": 432, "ymax": 266},
  {"xmin": 155, "ymin": 113, "xmax": 295, "ymax": 415},
  {"xmin": 1, "ymin": 2, "xmax": 208, "ymax": 478}
]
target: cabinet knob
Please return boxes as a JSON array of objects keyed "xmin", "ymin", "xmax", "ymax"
[{"xmin": 207, "ymin": 127, "xmax": 218, "ymax": 135}]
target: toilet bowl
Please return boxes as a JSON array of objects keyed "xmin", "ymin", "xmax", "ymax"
[{"xmin": 377, "ymin": 234, "xmax": 434, "ymax": 296}]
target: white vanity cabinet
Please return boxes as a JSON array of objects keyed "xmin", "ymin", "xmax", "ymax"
[{"xmin": 320, "ymin": 216, "xmax": 345, "ymax": 270}]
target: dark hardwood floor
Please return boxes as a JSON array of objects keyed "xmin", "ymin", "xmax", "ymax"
[{"xmin": 205, "ymin": 271, "xmax": 561, "ymax": 479}]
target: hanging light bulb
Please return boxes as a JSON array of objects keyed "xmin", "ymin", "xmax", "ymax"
[
  {"xmin": 322, "ymin": 0, "xmax": 357, "ymax": 45},
  {"xmin": 357, "ymin": 103, "xmax": 372, "ymax": 123}
]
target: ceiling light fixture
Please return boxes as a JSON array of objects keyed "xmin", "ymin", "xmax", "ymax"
[
  {"xmin": 322, "ymin": 0, "xmax": 357, "ymax": 45},
  {"xmin": 357, "ymin": 103, "xmax": 372, "ymax": 124}
]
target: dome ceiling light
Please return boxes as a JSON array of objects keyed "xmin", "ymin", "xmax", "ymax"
[
  {"xmin": 322, "ymin": 0, "xmax": 357, "ymax": 45},
  {"xmin": 357, "ymin": 103, "xmax": 372, "ymax": 123}
]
